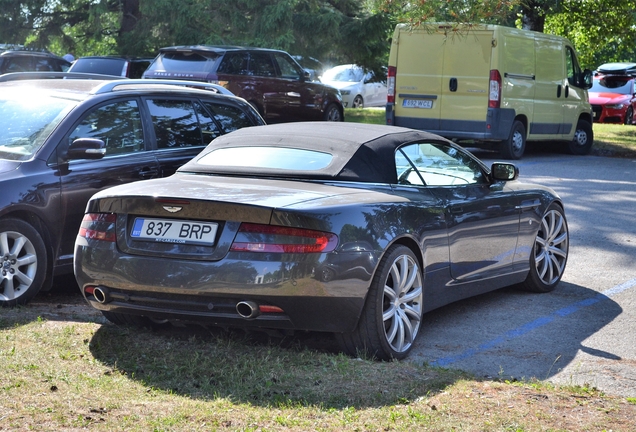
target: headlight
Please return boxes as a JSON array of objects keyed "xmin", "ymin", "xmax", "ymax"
[
  {"xmin": 605, "ymin": 104, "xmax": 625, "ymax": 109},
  {"xmin": 340, "ymin": 90, "xmax": 351, "ymax": 95}
]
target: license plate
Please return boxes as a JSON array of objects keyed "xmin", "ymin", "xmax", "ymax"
[
  {"xmin": 402, "ymin": 99, "xmax": 433, "ymax": 109},
  {"xmin": 131, "ymin": 218, "xmax": 218, "ymax": 245}
]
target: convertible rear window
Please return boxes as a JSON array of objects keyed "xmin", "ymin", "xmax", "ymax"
[{"xmin": 197, "ymin": 146, "xmax": 333, "ymax": 171}]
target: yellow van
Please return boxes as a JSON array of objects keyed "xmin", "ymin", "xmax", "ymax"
[{"xmin": 386, "ymin": 24, "xmax": 594, "ymax": 159}]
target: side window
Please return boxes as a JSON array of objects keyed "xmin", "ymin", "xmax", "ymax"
[
  {"xmin": 5, "ymin": 56, "xmax": 32, "ymax": 73},
  {"xmin": 566, "ymin": 47, "xmax": 582, "ymax": 87},
  {"xmin": 396, "ymin": 142, "xmax": 486, "ymax": 186},
  {"xmin": 272, "ymin": 53, "xmax": 301, "ymax": 80},
  {"xmin": 203, "ymin": 102, "xmax": 254, "ymax": 133},
  {"xmin": 69, "ymin": 100, "xmax": 144, "ymax": 156},
  {"xmin": 147, "ymin": 99, "xmax": 212, "ymax": 149},
  {"xmin": 217, "ymin": 52, "xmax": 249, "ymax": 75},
  {"xmin": 34, "ymin": 58, "xmax": 55, "ymax": 71},
  {"xmin": 248, "ymin": 52, "xmax": 276, "ymax": 77},
  {"xmin": 193, "ymin": 101, "xmax": 222, "ymax": 143}
]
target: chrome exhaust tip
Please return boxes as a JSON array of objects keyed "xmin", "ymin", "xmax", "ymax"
[
  {"xmin": 236, "ymin": 301, "xmax": 260, "ymax": 319},
  {"xmin": 93, "ymin": 286, "xmax": 110, "ymax": 304}
]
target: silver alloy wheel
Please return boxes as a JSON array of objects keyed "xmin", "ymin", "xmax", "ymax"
[
  {"xmin": 352, "ymin": 95, "xmax": 364, "ymax": 108},
  {"xmin": 534, "ymin": 209, "xmax": 568, "ymax": 285},
  {"xmin": 573, "ymin": 127, "xmax": 588, "ymax": 148},
  {"xmin": 382, "ymin": 253, "xmax": 423, "ymax": 353},
  {"xmin": 0, "ymin": 230, "xmax": 38, "ymax": 302}
]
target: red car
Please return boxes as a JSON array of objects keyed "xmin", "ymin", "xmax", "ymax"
[{"xmin": 589, "ymin": 63, "xmax": 636, "ymax": 125}]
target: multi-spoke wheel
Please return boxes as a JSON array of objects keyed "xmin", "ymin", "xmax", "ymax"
[
  {"xmin": 352, "ymin": 95, "xmax": 364, "ymax": 108},
  {"xmin": 0, "ymin": 219, "xmax": 48, "ymax": 307},
  {"xmin": 521, "ymin": 203, "xmax": 569, "ymax": 293},
  {"xmin": 323, "ymin": 103, "xmax": 343, "ymax": 121},
  {"xmin": 336, "ymin": 245, "xmax": 423, "ymax": 360}
]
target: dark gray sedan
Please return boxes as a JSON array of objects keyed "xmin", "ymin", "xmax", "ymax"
[{"xmin": 74, "ymin": 122, "xmax": 569, "ymax": 360}]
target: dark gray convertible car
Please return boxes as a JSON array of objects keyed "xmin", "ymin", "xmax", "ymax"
[{"xmin": 74, "ymin": 122, "xmax": 569, "ymax": 360}]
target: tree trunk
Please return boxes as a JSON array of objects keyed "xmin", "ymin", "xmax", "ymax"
[
  {"xmin": 120, "ymin": 0, "xmax": 141, "ymax": 35},
  {"xmin": 520, "ymin": 0, "xmax": 545, "ymax": 32}
]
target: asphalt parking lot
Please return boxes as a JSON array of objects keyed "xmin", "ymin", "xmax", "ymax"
[{"xmin": 409, "ymin": 147, "xmax": 636, "ymax": 397}]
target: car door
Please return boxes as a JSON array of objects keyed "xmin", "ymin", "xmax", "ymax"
[
  {"xmin": 56, "ymin": 98, "xmax": 160, "ymax": 264},
  {"xmin": 271, "ymin": 52, "xmax": 322, "ymax": 121},
  {"xmin": 397, "ymin": 142, "xmax": 521, "ymax": 282},
  {"xmin": 143, "ymin": 97, "xmax": 222, "ymax": 177}
]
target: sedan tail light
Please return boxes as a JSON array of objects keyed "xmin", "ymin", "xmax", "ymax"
[
  {"xmin": 79, "ymin": 213, "xmax": 117, "ymax": 242},
  {"xmin": 230, "ymin": 223, "xmax": 338, "ymax": 253}
]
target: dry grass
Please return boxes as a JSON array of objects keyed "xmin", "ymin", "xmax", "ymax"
[{"xmin": 1, "ymin": 288, "xmax": 635, "ymax": 431}]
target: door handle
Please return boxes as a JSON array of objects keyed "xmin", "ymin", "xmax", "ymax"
[
  {"xmin": 449, "ymin": 78, "xmax": 458, "ymax": 92},
  {"xmin": 138, "ymin": 167, "xmax": 159, "ymax": 179},
  {"xmin": 557, "ymin": 85, "xmax": 562, "ymax": 98},
  {"xmin": 565, "ymin": 85, "xmax": 569, "ymax": 98}
]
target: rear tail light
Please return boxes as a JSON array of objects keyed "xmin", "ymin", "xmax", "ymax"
[
  {"xmin": 387, "ymin": 66, "xmax": 397, "ymax": 104},
  {"xmin": 79, "ymin": 213, "xmax": 117, "ymax": 242},
  {"xmin": 230, "ymin": 223, "xmax": 338, "ymax": 253},
  {"xmin": 489, "ymin": 69, "xmax": 501, "ymax": 108}
]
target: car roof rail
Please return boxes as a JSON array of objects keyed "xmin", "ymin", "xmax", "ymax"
[
  {"xmin": 0, "ymin": 71, "xmax": 122, "ymax": 82},
  {"xmin": 91, "ymin": 79, "xmax": 234, "ymax": 95}
]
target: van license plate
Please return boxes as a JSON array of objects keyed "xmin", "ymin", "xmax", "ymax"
[
  {"xmin": 131, "ymin": 218, "xmax": 218, "ymax": 245},
  {"xmin": 403, "ymin": 99, "xmax": 433, "ymax": 109}
]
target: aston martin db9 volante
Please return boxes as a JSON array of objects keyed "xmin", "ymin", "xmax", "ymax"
[{"xmin": 74, "ymin": 122, "xmax": 569, "ymax": 360}]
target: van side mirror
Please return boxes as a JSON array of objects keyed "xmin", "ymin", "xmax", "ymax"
[{"xmin": 581, "ymin": 69, "xmax": 593, "ymax": 89}]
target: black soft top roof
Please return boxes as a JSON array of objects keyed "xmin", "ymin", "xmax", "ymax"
[{"xmin": 179, "ymin": 122, "xmax": 459, "ymax": 184}]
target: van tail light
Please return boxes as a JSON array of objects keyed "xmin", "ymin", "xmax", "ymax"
[
  {"xmin": 387, "ymin": 66, "xmax": 397, "ymax": 104},
  {"xmin": 230, "ymin": 223, "xmax": 338, "ymax": 253},
  {"xmin": 489, "ymin": 69, "xmax": 501, "ymax": 108},
  {"xmin": 79, "ymin": 213, "xmax": 117, "ymax": 242}
]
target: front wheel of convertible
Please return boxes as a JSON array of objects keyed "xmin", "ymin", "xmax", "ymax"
[
  {"xmin": 521, "ymin": 203, "xmax": 569, "ymax": 293},
  {"xmin": 0, "ymin": 219, "xmax": 48, "ymax": 307},
  {"xmin": 336, "ymin": 245, "xmax": 423, "ymax": 360}
]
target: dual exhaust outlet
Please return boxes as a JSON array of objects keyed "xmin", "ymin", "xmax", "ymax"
[{"xmin": 91, "ymin": 286, "xmax": 261, "ymax": 320}]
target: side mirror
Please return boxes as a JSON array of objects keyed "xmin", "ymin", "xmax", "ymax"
[
  {"xmin": 491, "ymin": 162, "xmax": 519, "ymax": 181},
  {"xmin": 68, "ymin": 138, "xmax": 106, "ymax": 160},
  {"xmin": 581, "ymin": 69, "xmax": 593, "ymax": 89}
]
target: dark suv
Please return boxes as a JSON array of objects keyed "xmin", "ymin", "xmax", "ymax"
[
  {"xmin": 68, "ymin": 56, "xmax": 153, "ymax": 78},
  {"xmin": 0, "ymin": 46, "xmax": 71, "ymax": 74},
  {"xmin": 143, "ymin": 46, "xmax": 344, "ymax": 123},
  {"xmin": 0, "ymin": 73, "xmax": 264, "ymax": 306}
]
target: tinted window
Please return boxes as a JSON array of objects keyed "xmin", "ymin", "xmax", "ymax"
[
  {"xmin": 147, "ymin": 99, "xmax": 219, "ymax": 149},
  {"xmin": 198, "ymin": 147, "xmax": 332, "ymax": 170},
  {"xmin": 70, "ymin": 58, "xmax": 127, "ymax": 76},
  {"xmin": 204, "ymin": 102, "xmax": 254, "ymax": 133},
  {"xmin": 217, "ymin": 52, "xmax": 249, "ymax": 75},
  {"xmin": 272, "ymin": 53, "xmax": 301, "ymax": 80},
  {"xmin": 69, "ymin": 100, "xmax": 144, "ymax": 156},
  {"xmin": 396, "ymin": 143, "xmax": 485, "ymax": 186},
  {"xmin": 248, "ymin": 52, "xmax": 276, "ymax": 77},
  {"xmin": 3, "ymin": 56, "xmax": 31, "ymax": 73},
  {"xmin": 152, "ymin": 52, "xmax": 219, "ymax": 73}
]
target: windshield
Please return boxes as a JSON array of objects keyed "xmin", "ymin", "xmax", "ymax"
[
  {"xmin": 322, "ymin": 66, "xmax": 364, "ymax": 83},
  {"xmin": 590, "ymin": 77, "xmax": 633, "ymax": 94},
  {"xmin": 0, "ymin": 91, "xmax": 75, "ymax": 161}
]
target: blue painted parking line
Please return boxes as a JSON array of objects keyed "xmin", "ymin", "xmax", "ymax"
[{"xmin": 430, "ymin": 278, "xmax": 636, "ymax": 367}]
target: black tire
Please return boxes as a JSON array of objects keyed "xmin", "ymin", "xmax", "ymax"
[
  {"xmin": 565, "ymin": 119, "xmax": 593, "ymax": 155},
  {"xmin": 323, "ymin": 103, "xmax": 343, "ymax": 122},
  {"xmin": 0, "ymin": 219, "xmax": 48, "ymax": 307},
  {"xmin": 352, "ymin": 95, "xmax": 364, "ymax": 108},
  {"xmin": 499, "ymin": 120, "xmax": 526, "ymax": 160},
  {"xmin": 520, "ymin": 202, "xmax": 569, "ymax": 293},
  {"xmin": 336, "ymin": 245, "xmax": 423, "ymax": 360},
  {"xmin": 625, "ymin": 106, "xmax": 634, "ymax": 125}
]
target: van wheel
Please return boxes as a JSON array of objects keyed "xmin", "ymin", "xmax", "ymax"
[
  {"xmin": 500, "ymin": 120, "xmax": 526, "ymax": 160},
  {"xmin": 0, "ymin": 219, "xmax": 48, "ymax": 307},
  {"xmin": 566, "ymin": 119, "xmax": 593, "ymax": 155}
]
